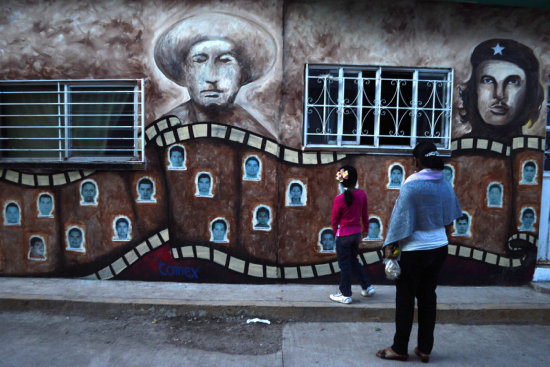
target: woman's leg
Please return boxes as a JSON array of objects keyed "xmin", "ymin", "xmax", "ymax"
[
  {"xmin": 349, "ymin": 234, "xmax": 370, "ymax": 289},
  {"xmin": 336, "ymin": 236, "xmax": 353, "ymax": 297},
  {"xmin": 392, "ymin": 251, "xmax": 420, "ymax": 356},
  {"xmin": 416, "ymin": 245, "xmax": 448, "ymax": 354}
]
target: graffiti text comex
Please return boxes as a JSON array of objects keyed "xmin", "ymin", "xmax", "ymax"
[{"xmin": 158, "ymin": 263, "xmax": 200, "ymax": 279}]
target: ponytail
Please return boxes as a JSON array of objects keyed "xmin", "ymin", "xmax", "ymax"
[{"xmin": 344, "ymin": 187, "xmax": 354, "ymax": 207}]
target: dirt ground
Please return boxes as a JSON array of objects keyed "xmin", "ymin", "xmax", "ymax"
[{"xmin": 0, "ymin": 309, "xmax": 284, "ymax": 356}]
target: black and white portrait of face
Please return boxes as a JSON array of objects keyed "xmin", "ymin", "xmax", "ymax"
[
  {"xmin": 195, "ymin": 172, "xmax": 213, "ymax": 197},
  {"xmin": 459, "ymin": 39, "xmax": 544, "ymax": 143},
  {"xmin": 80, "ymin": 180, "xmax": 98, "ymax": 205},
  {"xmin": 243, "ymin": 156, "xmax": 261, "ymax": 181},
  {"xmin": 520, "ymin": 161, "xmax": 537, "ymax": 185},
  {"xmin": 452, "ymin": 212, "xmax": 471, "ymax": 237},
  {"xmin": 4, "ymin": 201, "xmax": 21, "ymax": 226},
  {"xmin": 210, "ymin": 218, "xmax": 229, "ymax": 243},
  {"xmin": 319, "ymin": 228, "xmax": 335, "ymax": 253},
  {"xmin": 137, "ymin": 177, "xmax": 156, "ymax": 202},
  {"xmin": 168, "ymin": 145, "xmax": 186, "ymax": 170},
  {"xmin": 113, "ymin": 216, "xmax": 131, "ymax": 241},
  {"xmin": 487, "ymin": 183, "xmax": 503, "ymax": 207},
  {"xmin": 153, "ymin": 12, "xmax": 278, "ymax": 139},
  {"xmin": 253, "ymin": 206, "xmax": 271, "ymax": 231},
  {"xmin": 287, "ymin": 181, "xmax": 306, "ymax": 206},
  {"xmin": 387, "ymin": 164, "xmax": 404, "ymax": 189},
  {"xmin": 364, "ymin": 217, "xmax": 383, "ymax": 241},
  {"xmin": 66, "ymin": 226, "xmax": 85, "ymax": 252},
  {"xmin": 519, "ymin": 207, "xmax": 536, "ymax": 231},
  {"xmin": 37, "ymin": 193, "xmax": 54, "ymax": 218},
  {"xmin": 28, "ymin": 236, "xmax": 46, "ymax": 261},
  {"xmin": 442, "ymin": 165, "xmax": 455, "ymax": 186}
]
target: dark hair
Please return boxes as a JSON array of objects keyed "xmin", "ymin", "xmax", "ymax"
[
  {"xmin": 256, "ymin": 206, "xmax": 269, "ymax": 217},
  {"xmin": 39, "ymin": 194, "xmax": 52, "ymax": 201},
  {"xmin": 138, "ymin": 178, "xmax": 153, "ymax": 187},
  {"xmin": 116, "ymin": 218, "xmax": 129, "ymax": 227},
  {"xmin": 246, "ymin": 156, "xmax": 259, "ymax": 165},
  {"xmin": 369, "ymin": 218, "xmax": 380, "ymax": 226},
  {"xmin": 170, "ymin": 145, "xmax": 185, "ymax": 157},
  {"xmin": 68, "ymin": 227, "xmax": 82, "ymax": 236},
  {"xmin": 522, "ymin": 208, "xmax": 535, "ymax": 217},
  {"xmin": 488, "ymin": 183, "xmax": 501, "ymax": 192},
  {"xmin": 81, "ymin": 181, "xmax": 96, "ymax": 192},
  {"xmin": 289, "ymin": 182, "xmax": 302, "ymax": 192},
  {"xmin": 524, "ymin": 161, "xmax": 536, "ymax": 169},
  {"xmin": 320, "ymin": 228, "xmax": 334, "ymax": 239},
  {"xmin": 457, "ymin": 213, "xmax": 469, "ymax": 223},
  {"xmin": 211, "ymin": 219, "xmax": 227, "ymax": 231},
  {"xmin": 5, "ymin": 202, "xmax": 18, "ymax": 212},
  {"xmin": 413, "ymin": 142, "xmax": 444, "ymax": 170},
  {"xmin": 198, "ymin": 173, "xmax": 211, "ymax": 182},
  {"xmin": 390, "ymin": 165, "xmax": 403, "ymax": 174},
  {"xmin": 30, "ymin": 237, "xmax": 43, "ymax": 247},
  {"xmin": 459, "ymin": 39, "xmax": 544, "ymax": 141},
  {"xmin": 339, "ymin": 165, "xmax": 358, "ymax": 207}
]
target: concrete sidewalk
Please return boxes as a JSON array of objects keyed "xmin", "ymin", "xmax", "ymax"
[{"xmin": 1, "ymin": 277, "xmax": 550, "ymax": 324}]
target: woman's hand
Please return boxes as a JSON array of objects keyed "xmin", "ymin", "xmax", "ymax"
[{"xmin": 384, "ymin": 243, "xmax": 399, "ymax": 259}]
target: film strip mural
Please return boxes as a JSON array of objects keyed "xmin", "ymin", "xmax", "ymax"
[
  {"xmin": 80, "ymin": 230, "xmax": 533, "ymax": 281},
  {"xmin": 81, "ymin": 229, "xmax": 169, "ymax": 280},
  {"xmin": 0, "ymin": 168, "xmax": 96, "ymax": 188},
  {"xmin": 147, "ymin": 117, "xmax": 349, "ymax": 166},
  {"xmin": 451, "ymin": 136, "xmax": 545, "ymax": 155}
]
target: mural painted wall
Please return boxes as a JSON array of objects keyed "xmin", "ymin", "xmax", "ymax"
[{"xmin": 0, "ymin": 0, "xmax": 548, "ymax": 285}]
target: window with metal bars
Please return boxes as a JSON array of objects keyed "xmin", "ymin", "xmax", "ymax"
[
  {"xmin": 303, "ymin": 64, "xmax": 454, "ymax": 152},
  {"xmin": 0, "ymin": 79, "xmax": 144, "ymax": 164}
]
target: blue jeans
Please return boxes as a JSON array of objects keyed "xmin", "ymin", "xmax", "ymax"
[{"xmin": 336, "ymin": 233, "xmax": 371, "ymax": 297}]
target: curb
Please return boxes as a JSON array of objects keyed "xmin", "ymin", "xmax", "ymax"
[
  {"xmin": 529, "ymin": 281, "xmax": 550, "ymax": 295},
  {"xmin": 1, "ymin": 297, "xmax": 549, "ymax": 325}
]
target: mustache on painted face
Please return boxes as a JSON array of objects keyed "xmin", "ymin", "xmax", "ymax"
[
  {"xmin": 489, "ymin": 101, "xmax": 509, "ymax": 115},
  {"xmin": 201, "ymin": 89, "xmax": 223, "ymax": 96}
]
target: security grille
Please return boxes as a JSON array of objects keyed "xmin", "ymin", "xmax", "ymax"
[
  {"xmin": 0, "ymin": 79, "xmax": 144, "ymax": 163},
  {"xmin": 304, "ymin": 65, "xmax": 453, "ymax": 152}
]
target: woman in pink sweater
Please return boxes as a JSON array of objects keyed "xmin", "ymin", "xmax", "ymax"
[{"xmin": 329, "ymin": 165, "xmax": 375, "ymax": 304}]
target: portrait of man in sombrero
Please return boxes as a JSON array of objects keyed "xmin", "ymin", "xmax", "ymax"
[
  {"xmin": 154, "ymin": 12, "xmax": 277, "ymax": 139},
  {"xmin": 459, "ymin": 39, "xmax": 544, "ymax": 144}
]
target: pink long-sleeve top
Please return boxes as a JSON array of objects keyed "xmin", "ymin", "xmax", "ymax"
[{"xmin": 331, "ymin": 189, "xmax": 369, "ymax": 237}]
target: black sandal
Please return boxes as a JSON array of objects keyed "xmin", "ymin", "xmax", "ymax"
[
  {"xmin": 414, "ymin": 347, "xmax": 430, "ymax": 363},
  {"xmin": 376, "ymin": 347, "xmax": 409, "ymax": 361}
]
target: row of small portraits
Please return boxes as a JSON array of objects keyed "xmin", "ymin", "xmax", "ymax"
[
  {"xmin": 441, "ymin": 160, "xmax": 539, "ymax": 187},
  {"xmin": 21, "ymin": 217, "xmax": 132, "ymax": 261},
  {"xmin": 20, "ymin": 206, "xmax": 538, "ymax": 261},
  {"xmin": 3, "ymin": 156, "xmax": 539, "ymax": 223},
  {"xmin": 0, "ymin": 175, "xmax": 533, "ymax": 226},
  {"xmin": 1, "ymin": 176, "xmax": 308, "ymax": 223},
  {"xmin": 168, "ymin": 145, "xmax": 541, "ymax": 188}
]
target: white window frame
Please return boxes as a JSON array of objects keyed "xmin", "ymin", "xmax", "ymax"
[
  {"xmin": 0, "ymin": 79, "xmax": 145, "ymax": 164},
  {"xmin": 303, "ymin": 64, "xmax": 453, "ymax": 154}
]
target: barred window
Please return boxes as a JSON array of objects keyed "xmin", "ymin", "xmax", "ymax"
[
  {"xmin": 0, "ymin": 79, "xmax": 144, "ymax": 164},
  {"xmin": 304, "ymin": 65, "xmax": 453, "ymax": 152}
]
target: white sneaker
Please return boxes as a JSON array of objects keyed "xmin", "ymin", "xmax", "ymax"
[
  {"xmin": 329, "ymin": 292, "xmax": 352, "ymax": 304},
  {"xmin": 361, "ymin": 285, "xmax": 375, "ymax": 297}
]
